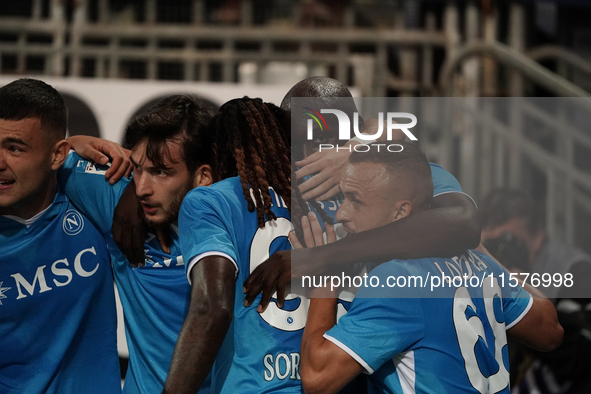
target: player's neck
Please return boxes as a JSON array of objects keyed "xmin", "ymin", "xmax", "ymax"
[{"xmin": 1, "ymin": 177, "xmax": 58, "ymax": 220}]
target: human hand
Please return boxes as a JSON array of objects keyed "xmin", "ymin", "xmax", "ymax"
[
  {"xmin": 295, "ymin": 146, "xmax": 352, "ymax": 201},
  {"xmin": 67, "ymin": 135, "xmax": 132, "ymax": 184},
  {"xmin": 243, "ymin": 213, "xmax": 336, "ymax": 312},
  {"xmin": 289, "ymin": 212, "xmax": 336, "ymax": 249}
]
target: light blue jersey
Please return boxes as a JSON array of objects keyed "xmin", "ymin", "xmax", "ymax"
[
  {"xmin": 178, "ymin": 164, "xmax": 469, "ymax": 393},
  {"xmin": 0, "ymin": 189, "xmax": 120, "ymax": 394},
  {"xmin": 58, "ymin": 152, "xmax": 211, "ymax": 394},
  {"xmin": 430, "ymin": 162, "xmax": 465, "ymax": 196},
  {"xmin": 325, "ymin": 250, "xmax": 532, "ymax": 394},
  {"xmin": 180, "ymin": 176, "xmax": 304, "ymax": 393}
]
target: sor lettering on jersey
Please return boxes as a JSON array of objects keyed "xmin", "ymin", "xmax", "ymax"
[
  {"xmin": 8, "ymin": 247, "xmax": 99, "ymax": 300},
  {"xmin": 263, "ymin": 353, "xmax": 301, "ymax": 382},
  {"xmin": 63, "ymin": 210, "xmax": 85, "ymax": 236}
]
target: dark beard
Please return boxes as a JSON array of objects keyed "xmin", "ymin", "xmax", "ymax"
[{"xmin": 142, "ymin": 179, "xmax": 193, "ymax": 230}]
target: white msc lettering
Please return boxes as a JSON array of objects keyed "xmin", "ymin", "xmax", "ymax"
[
  {"xmin": 11, "ymin": 266, "xmax": 52, "ymax": 299},
  {"xmin": 263, "ymin": 352, "xmax": 301, "ymax": 381},
  {"xmin": 52, "ymin": 258, "xmax": 73, "ymax": 287},
  {"xmin": 10, "ymin": 247, "xmax": 99, "ymax": 299},
  {"xmin": 74, "ymin": 247, "xmax": 99, "ymax": 277}
]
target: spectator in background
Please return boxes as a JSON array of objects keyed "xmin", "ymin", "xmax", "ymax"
[{"xmin": 481, "ymin": 188, "xmax": 591, "ymax": 394}]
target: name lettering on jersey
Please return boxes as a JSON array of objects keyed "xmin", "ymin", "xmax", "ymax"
[
  {"xmin": 63, "ymin": 209, "xmax": 85, "ymax": 236},
  {"xmin": 432, "ymin": 250, "xmax": 489, "ymax": 285},
  {"xmin": 248, "ymin": 187, "xmax": 288, "ymax": 209},
  {"xmin": 142, "ymin": 236, "xmax": 184, "ymax": 268},
  {"xmin": 8, "ymin": 247, "xmax": 99, "ymax": 300},
  {"xmin": 151, "ymin": 256, "xmax": 184, "ymax": 268},
  {"xmin": 263, "ymin": 352, "xmax": 301, "ymax": 382}
]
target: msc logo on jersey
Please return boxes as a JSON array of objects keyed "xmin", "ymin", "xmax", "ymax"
[
  {"xmin": 0, "ymin": 282, "xmax": 11, "ymax": 305},
  {"xmin": 63, "ymin": 210, "xmax": 84, "ymax": 236}
]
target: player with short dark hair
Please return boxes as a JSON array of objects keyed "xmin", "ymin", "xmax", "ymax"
[
  {"xmin": 58, "ymin": 94, "xmax": 215, "ymax": 394},
  {"xmin": 299, "ymin": 143, "xmax": 563, "ymax": 394},
  {"xmin": 0, "ymin": 78, "xmax": 121, "ymax": 393}
]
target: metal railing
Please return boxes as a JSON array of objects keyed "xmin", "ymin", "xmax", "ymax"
[
  {"xmin": 438, "ymin": 40, "xmax": 591, "ymax": 245},
  {"xmin": 439, "ymin": 40, "xmax": 591, "ymax": 98},
  {"xmin": 0, "ymin": 0, "xmax": 447, "ymax": 97},
  {"xmin": 528, "ymin": 45, "xmax": 591, "ymax": 84}
]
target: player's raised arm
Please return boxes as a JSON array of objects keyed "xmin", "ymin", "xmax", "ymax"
[{"xmin": 67, "ymin": 134, "xmax": 132, "ymax": 183}]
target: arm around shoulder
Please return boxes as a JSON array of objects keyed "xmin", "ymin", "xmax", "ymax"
[{"xmin": 430, "ymin": 192, "xmax": 481, "ymax": 252}]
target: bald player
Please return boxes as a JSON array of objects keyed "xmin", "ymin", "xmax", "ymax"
[
  {"xmin": 298, "ymin": 144, "xmax": 562, "ymax": 394},
  {"xmin": 244, "ymin": 77, "xmax": 481, "ymax": 312}
]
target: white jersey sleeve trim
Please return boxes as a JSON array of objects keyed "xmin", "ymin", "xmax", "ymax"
[
  {"xmin": 186, "ymin": 252, "xmax": 239, "ymax": 284},
  {"xmin": 505, "ymin": 294, "xmax": 534, "ymax": 330},
  {"xmin": 432, "ymin": 190, "xmax": 478, "ymax": 209},
  {"xmin": 324, "ymin": 333, "xmax": 374, "ymax": 375}
]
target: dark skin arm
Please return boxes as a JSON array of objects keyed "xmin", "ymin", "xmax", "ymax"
[
  {"xmin": 163, "ymin": 256, "xmax": 235, "ymax": 394},
  {"xmin": 244, "ymin": 192, "xmax": 481, "ymax": 311}
]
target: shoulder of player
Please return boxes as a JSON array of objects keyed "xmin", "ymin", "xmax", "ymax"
[
  {"xmin": 368, "ymin": 259, "xmax": 415, "ymax": 278},
  {"xmin": 185, "ymin": 176, "xmax": 239, "ymax": 198},
  {"xmin": 428, "ymin": 162, "xmax": 442, "ymax": 171},
  {"xmin": 210, "ymin": 176, "xmax": 242, "ymax": 192},
  {"xmin": 182, "ymin": 177, "xmax": 243, "ymax": 211}
]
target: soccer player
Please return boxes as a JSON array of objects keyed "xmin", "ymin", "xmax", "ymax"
[
  {"xmin": 0, "ymin": 78, "xmax": 121, "ymax": 393},
  {"xmin": 244, "ymin": 76, "xmax": 481, "ymax": 312},
  {"xmin": 298, "ymin": 143, "xmax": 563, "ymax": 394},
  {"xmin": 57, "ymin": 95, "xmax": 215, "ymax": 394},
  {"xmin": 166, "ymin": 97, "xmax": 295, "ymax": 393}
]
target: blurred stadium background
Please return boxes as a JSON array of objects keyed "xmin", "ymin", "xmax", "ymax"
[{"xmin": 2, "ymin": 0, "xmax": 591, "ymax": 381}]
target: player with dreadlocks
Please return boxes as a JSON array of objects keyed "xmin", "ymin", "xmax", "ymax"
[
  {"xmin": 205, "ymin": 96, "xmax": 329, "ymax": 242},
  {"xmin": 164, "ymin": 97, "xmax": 321, "ymax": 394}
]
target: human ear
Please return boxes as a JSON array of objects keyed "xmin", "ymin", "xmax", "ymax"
[
  {"xmin": 193, "ymin": 164, "xmax": 213, "ymax": 187},
  {"xmin": 392, "ymin": 200, "xmax": 412, "ymax": 221},
  {"xmin": 51, "ymin": 139, "xmax": 70, "ymax": 170}
]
